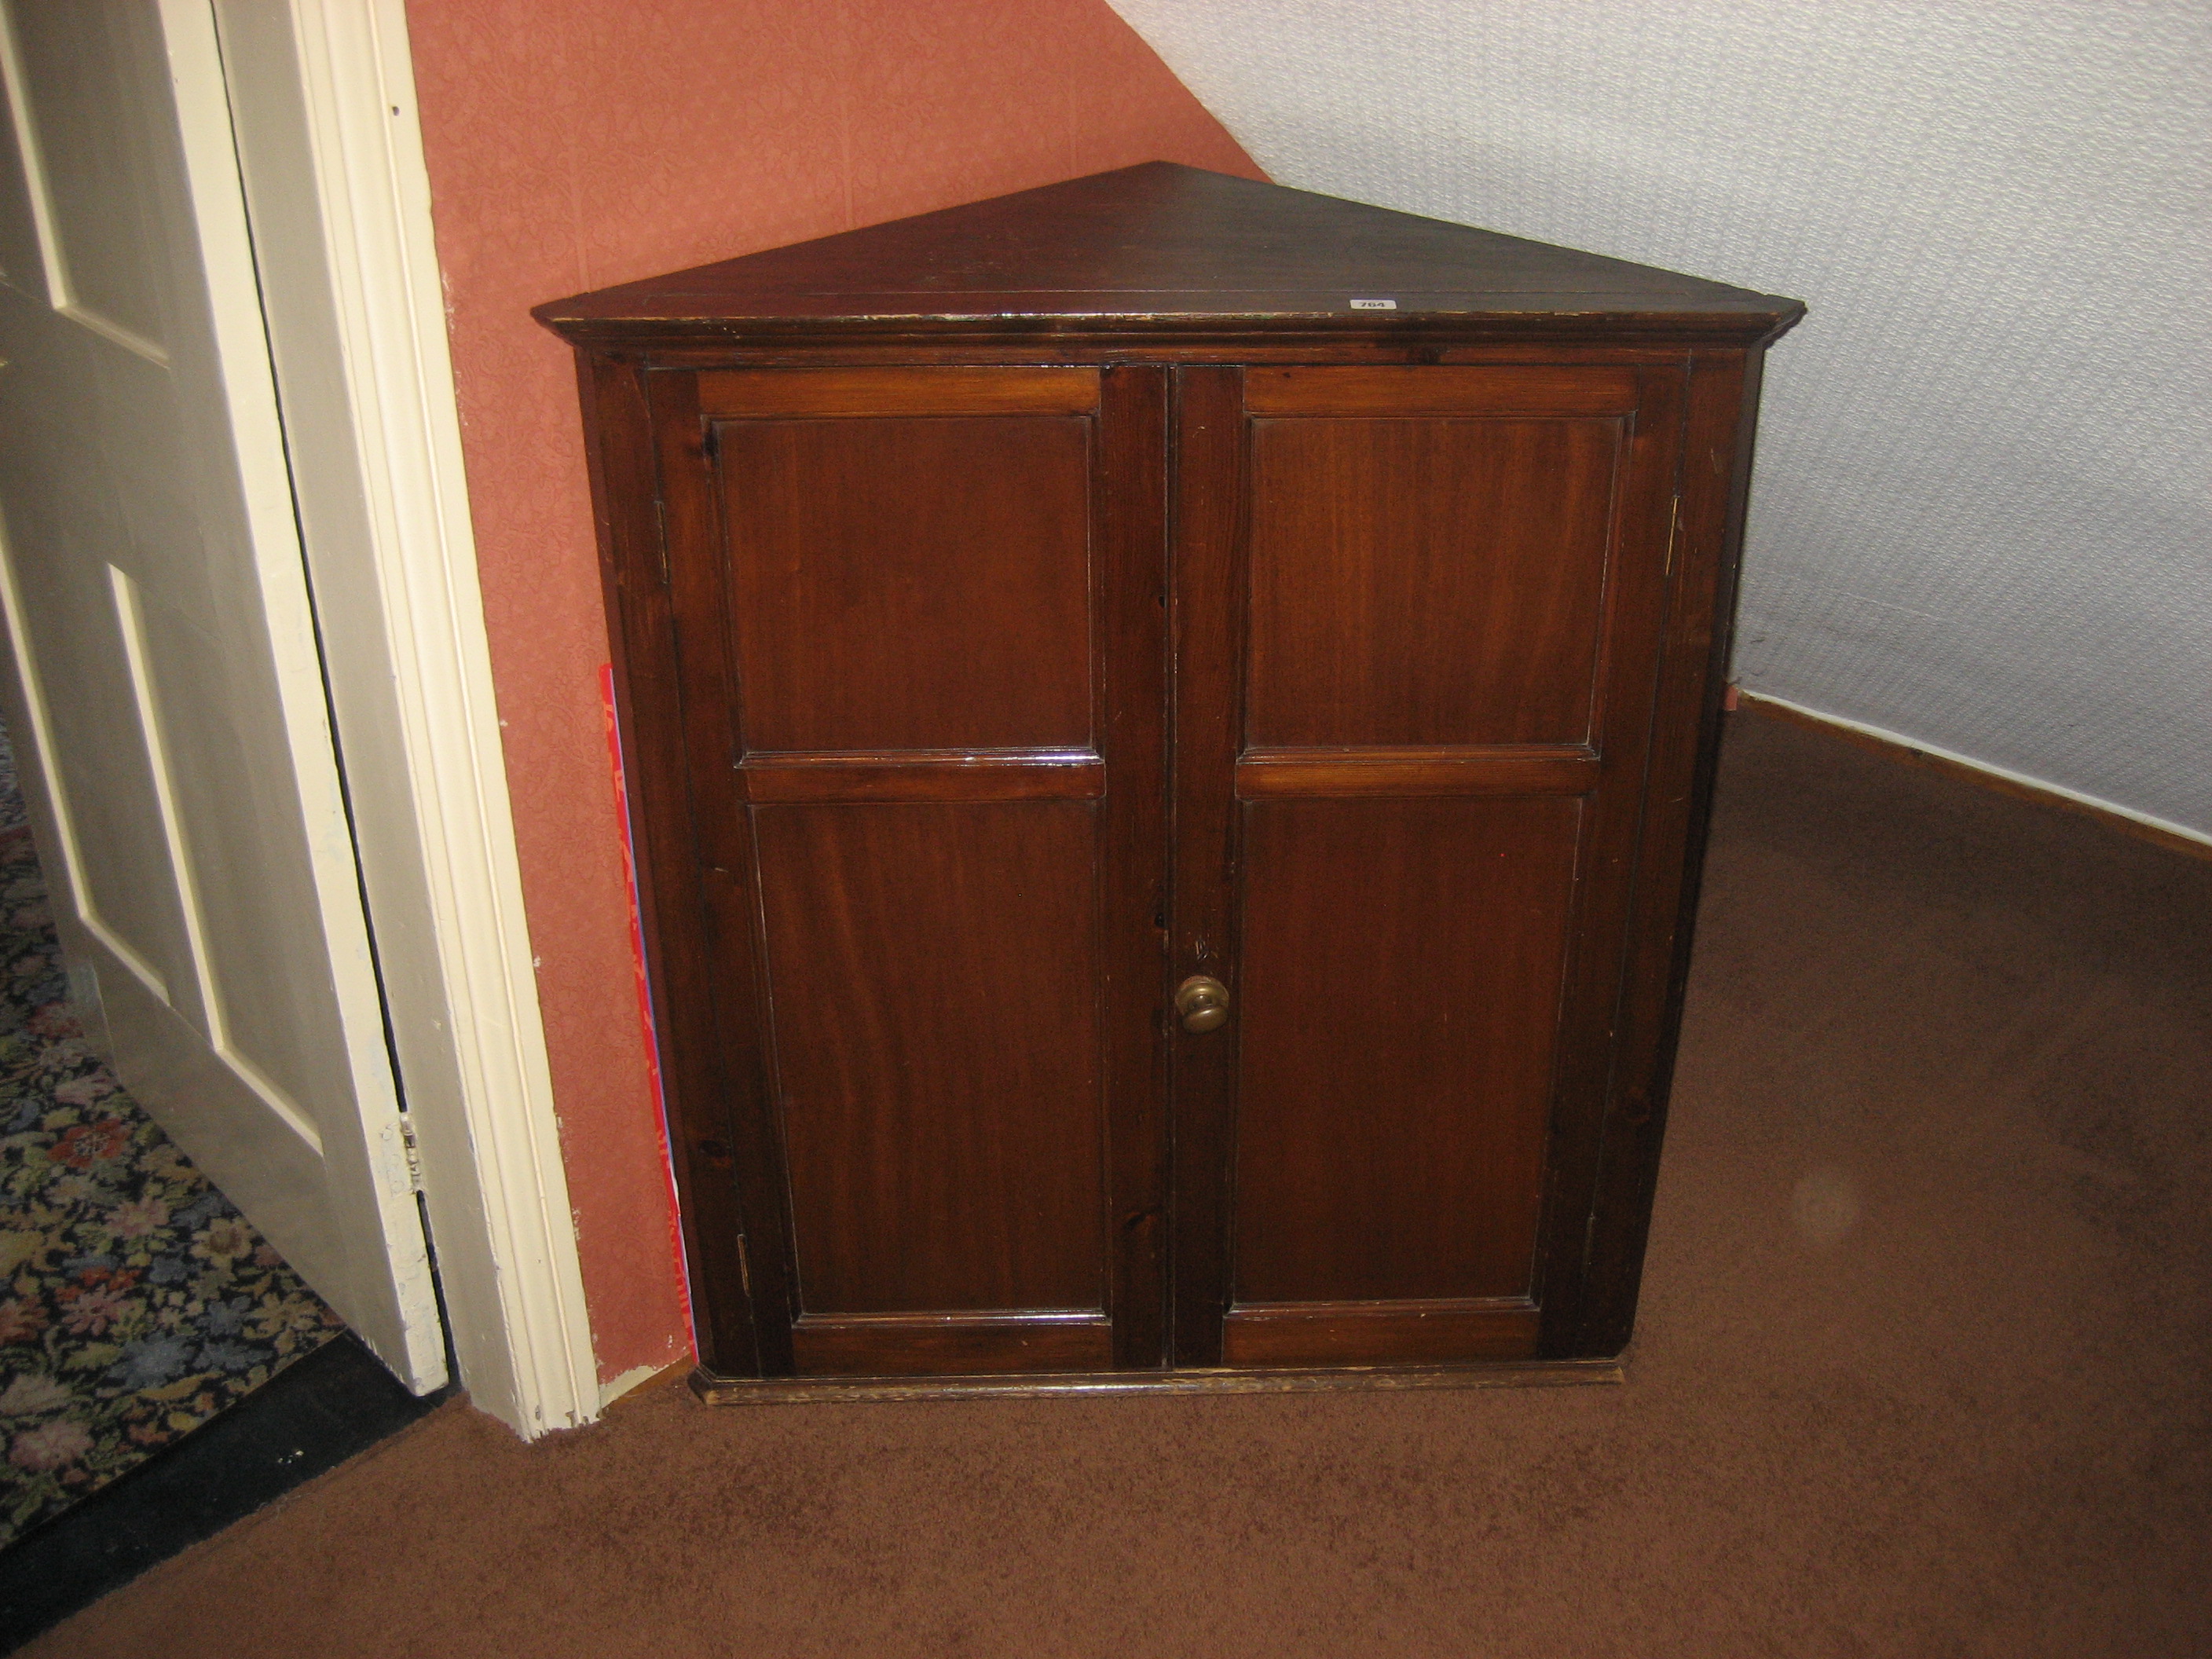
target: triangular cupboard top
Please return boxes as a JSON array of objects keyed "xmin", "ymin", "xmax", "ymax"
[{"xmin": 535, "ymin": 163, "xmax": 1803, "ymax": 346}]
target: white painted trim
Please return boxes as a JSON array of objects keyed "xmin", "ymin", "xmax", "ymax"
[
  {"xmin": 162, "ymin": 0, "xmax": 449, "ymax": 1391},
  {"xmin": 1740, "ymin": 691, "xmax": 2211, "ymax": 850},
  {"xmin": 254, "ymin": 0, "xmax": 600, "ymax": 1435},
  {"xmin": 0, "ymin": 2, "xmax": 64, "ymax": 306},
  {"xmin": 597, "ymin": 1362, "xmax": 667, "ymax": 1412},
  {"xmin": 0, "ymin": 2, "xmax": 172, "ymax": 364},
  {"xmin": 108, "ymin": 562, "xmax": 323, "ymax": 1154},
  {"xmin": 0, "ymin": 533, "xmax": 171, "ymax": 1005}
]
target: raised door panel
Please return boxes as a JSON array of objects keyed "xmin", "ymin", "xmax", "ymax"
[
  {"xmin": 722, "ymin": 412, "xmax": 1093, "ymax": 754},
  {"xmin": 1170, "ymin": 363, "xmax": 1684, "ymax": 1369},
  {"xmin": 650, "ymin": 365, "xmax": 1168, "ymax": 1380},
  {"xmin": 1246, "ymin": 415, "xmax": 1618, "ymax": 747},
  {"xmin": 755, "ymin": 802, "xmax": 1104, "ymax": 1315},
  {"xmin": 1231, "ymin": 797, "xmax": 1580, "ymax": 1307}
]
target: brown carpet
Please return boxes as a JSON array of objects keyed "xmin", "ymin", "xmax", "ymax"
[{"xmin": 31, "ymin": 707, "xmax": 2211, "ymax": 1657}]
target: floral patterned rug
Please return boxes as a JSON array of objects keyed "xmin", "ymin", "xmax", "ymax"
[{"xmin": 0, "ymin": 728, "xmax": 344, "ymax": 1551}]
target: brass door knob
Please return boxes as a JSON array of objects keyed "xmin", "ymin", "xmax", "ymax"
[{"xmin": 1175, "ymin": 975, "xmax": 1230, "ymax": 1033}]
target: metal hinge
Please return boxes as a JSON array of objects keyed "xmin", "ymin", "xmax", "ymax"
[{"xmin": 397, "ymin": 1115, "xmax": 424, "ymax": 1193}]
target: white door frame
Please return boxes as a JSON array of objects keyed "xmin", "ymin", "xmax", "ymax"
[{"xmin": 209, "ymin": 0, "xmax": 600, "ymax": 1437}]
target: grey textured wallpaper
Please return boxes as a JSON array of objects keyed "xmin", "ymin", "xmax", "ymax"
[{"xmin": 1111, "ymin": 0, "xmax": 2210, "ymax": 837}]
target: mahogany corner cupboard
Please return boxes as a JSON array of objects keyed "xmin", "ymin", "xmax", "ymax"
[{"xmin": 537, "ymin": 163, "xmax": 1803, "ymax": 1401}]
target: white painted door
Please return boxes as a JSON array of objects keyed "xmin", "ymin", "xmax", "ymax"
[{"xmin": 0, "ymin": 0, "xmax": 445, "ymax": 1390}]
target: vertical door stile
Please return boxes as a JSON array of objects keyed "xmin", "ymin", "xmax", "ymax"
[
  {"xmin": 1166, "ymin": 365, "xmax": 1247, "ymax": 1367},
  {"xmin": 1558, "ymin": 354, "xmax": 1741, "ymax": 1355},
  {"xmin": 634, "ymin": 361, "xmax": 788, "ymax": 1376},
  {"xmin": 1529, "ymin": 363, "xmax": 1693, "ymax": 1355},
  {"xmin": 1097, "ymin": 362, "xmax": 1172, "ymax": 1370}
]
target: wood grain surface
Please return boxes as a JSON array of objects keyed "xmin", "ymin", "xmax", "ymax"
[{"xmin": 549, "ymin": 167, "xmax": 1800, "ymax": 1386}]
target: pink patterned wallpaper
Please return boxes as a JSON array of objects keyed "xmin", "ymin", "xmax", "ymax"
[{"xmin": 403, "ymin": 0, "xmax": 1259, "ymax": 1385}]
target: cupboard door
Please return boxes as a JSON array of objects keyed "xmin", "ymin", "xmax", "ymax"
[
  {"xmin": 655, "ymin": 365, "xmax": 1168, "ymax": 1379},
  {"xmin": 1170, "ymin": 364, "xmax": 1686, "ymax": 1367}
]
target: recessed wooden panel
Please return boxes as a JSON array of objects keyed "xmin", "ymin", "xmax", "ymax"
[
  {"xmin": 755, "ymin": 802, "xmax": 1106, "ymax": 1317},
  {"xmin": 720, "ymin": 412, "xmax": 1093, "ymax": 753},
  {"xmin": 1231, "ymin": 797, "xmax": 1582, "ymax": 1306},
  {"xmin": 1245, "ymin": 416, "xmax": 1620, "ymax": 746}
]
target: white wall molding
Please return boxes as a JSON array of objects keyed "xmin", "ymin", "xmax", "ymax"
[
  {"xmin": 217, "ymin": 0, "xmax": 600, "ymax": 1435},
  {"xmin": 1742, "ymin": 690, "xmax": 2211, "ymax": 854}
]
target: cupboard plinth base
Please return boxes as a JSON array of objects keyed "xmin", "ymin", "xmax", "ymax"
[{"xmin": 687, "ymin": 1357, "xmax": 1625, "ymax": 1407}]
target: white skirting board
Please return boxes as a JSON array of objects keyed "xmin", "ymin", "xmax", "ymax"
[{"xmin": 1739, "ymin": 690, "xmax": 2210, "ymax": 852}]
